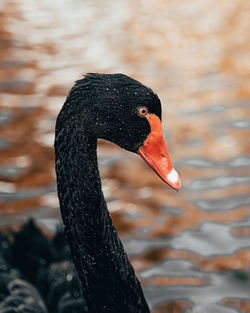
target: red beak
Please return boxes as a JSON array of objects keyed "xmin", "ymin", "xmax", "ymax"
[{"xmin": 137, "ymin": 114, "xmax": 181, "ymax": 191}]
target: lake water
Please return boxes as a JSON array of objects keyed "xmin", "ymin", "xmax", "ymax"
[{"xmin": 0, "ymin": 0, "xmax": 250, "ymax": 312}]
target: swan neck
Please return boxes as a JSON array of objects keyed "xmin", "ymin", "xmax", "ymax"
[{"xmin": 55, "ymin": 122, "xmax": 150, "ymax": 313}]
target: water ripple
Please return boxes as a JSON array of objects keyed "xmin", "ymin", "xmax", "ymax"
[
  {"xmin": 0, "ymin": 183, "xmax": 56, "ymax": 202},
  {"xmin": 195, "ymin": 195, "xmax": 250, "ymax": 211},
  {"xmin": 140, "ymin": 259, "xmax": 205, "ymax": 279},
  {"xmin": 230, "ymin": 119, "xmax": 250, "ymax": 129},
  {"xmin": 178, "ymin": 156, "xmax": 250, "ymax": 168},
  {"xmin": 143, "ymin": 270, "xmax": 249, "ymax": 312},
  {"xmin": 125, "ymin": 219, "xmax": 250, "ymax": 257},
  {"xmin": 188, "ymin": 176, "xmax": 250, "ymax": 190},
  {"xmin": 170, "ymin": 221, "xmax": 250, "ymax": 256}
]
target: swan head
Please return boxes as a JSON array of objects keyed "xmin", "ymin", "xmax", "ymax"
[{"xmin": 59, "ymin": 73, "xmax": 181, "ymax": 191}]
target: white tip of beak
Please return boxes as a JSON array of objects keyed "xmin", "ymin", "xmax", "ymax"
[{"xmin": 166, "ymin": 169, "xmax": 179, "ymax": 184}]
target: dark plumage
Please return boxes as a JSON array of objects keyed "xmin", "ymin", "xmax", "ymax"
[
  {"xmin": 12, "ymin": 219, "xmax": 53, "ymax": 283},
  {"xmin": 0, "ymin": 275, "xmax": 48, "ymax": 313},
  {"xmin": 0, "ymin": 222, "xmax": 48, "ymax": 313},
  {"xmin": 0, "ymin": 221, "xmax": 85, "ymax": 313},
  {"xmin": 54, "ymin": 73, "xmax": 164, "ymax": 313}
]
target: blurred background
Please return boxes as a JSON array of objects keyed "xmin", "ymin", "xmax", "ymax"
[{"xmin": 0, "ymin": 0, "xmax": 250, "ymax": 312}]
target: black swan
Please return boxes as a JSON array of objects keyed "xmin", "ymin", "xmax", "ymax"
[
  {"xmin": 0, "ymin": 222, "xmax": 48, "ymax": 313},
  {"xmin": 0, "ymin": 220, "xmax": 86, "ymax": 313},
  {"xmin": 54, "ymin": 73, "xmax": 181, "ymax": 313}
]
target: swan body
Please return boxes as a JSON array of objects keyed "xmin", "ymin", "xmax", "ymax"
[{"xmin": 0, "ymin": 220, "xmax": 86, "ymax": 313}]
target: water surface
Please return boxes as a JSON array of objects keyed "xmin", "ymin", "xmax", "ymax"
[{"xmin": 0, "ymin": 0, "xmax": 250, "ymax": 312}]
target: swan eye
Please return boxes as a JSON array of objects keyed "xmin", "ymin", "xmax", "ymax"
[{"xmin": 137, "ymin": 106, "xmax": 148, "ymax": 117}]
